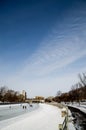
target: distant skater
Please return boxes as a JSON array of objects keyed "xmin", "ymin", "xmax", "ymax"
[{"xmin": 23, "ymin": 106, "xmax": 24, "ymax": 109}]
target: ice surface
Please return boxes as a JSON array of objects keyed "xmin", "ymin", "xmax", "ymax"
[{"xmin": 0, "ymin": 104, "xmax": 64, "ymax": 130}]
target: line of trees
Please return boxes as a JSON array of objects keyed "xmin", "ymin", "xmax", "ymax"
[
  {"xmin": 0, "ymin": 86, "xmax": 25, "ymax": 103},
  {"xmin": 53, "ymin": 73, "xmax": 86, "ymax": 103}
]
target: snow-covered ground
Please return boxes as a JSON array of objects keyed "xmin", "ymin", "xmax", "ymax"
[
  {"xmin": 67, "ymin": 109, "xmax": 76, "ymax": 130},
  {"xmin": 0, "ymin": 103, "xmax": 64, "ymax": 130}
]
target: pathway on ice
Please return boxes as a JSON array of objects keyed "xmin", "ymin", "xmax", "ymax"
[{"xmin": 0, "ymin": 104, "xmax": 62, "ymax": 130}]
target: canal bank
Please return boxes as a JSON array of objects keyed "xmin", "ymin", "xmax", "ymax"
[{"xmin": 47, "ymin": 102, "xmax": 76, "ymax": 130}]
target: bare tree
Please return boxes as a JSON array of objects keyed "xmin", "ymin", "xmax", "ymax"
[
  {"xmin": 0, "ymin": 86, "xmax": 8, "ymax": 102},
  {"xmin": 78, "ymin": 73, "xmax": 86, "ymax": 87},
  {"xmin": 56, "ymin": 90, "xmax": 62, "ymax": 97}
]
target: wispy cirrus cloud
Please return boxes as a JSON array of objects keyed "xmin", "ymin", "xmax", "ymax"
[
  {"xmin": 21, "ymin": 3, "xmax": 86, "ymax": 78},
  {"xmin": 22, "ymin": 35, "xmax": 86, "ymax": 77}
]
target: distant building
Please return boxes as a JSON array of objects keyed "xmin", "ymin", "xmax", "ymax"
[
  {"xmin": 34, "ymin": 96, "xmax": 45, "ymax": 103},
  {"xmin": 35, "ymin": 96, "xmax": 45, "ymax": 100},
  {"xmin": 26, "ymin": 96, "xmax": 45, "ymax": 103},
  {"xmin": 22, "ymin": 90, "xmax": 27, "ymax": 100}
]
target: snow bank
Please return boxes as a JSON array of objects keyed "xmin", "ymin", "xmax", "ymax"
[{"xmin": 67, "ymin": 109, "xmax": 76, "ymax": 130}]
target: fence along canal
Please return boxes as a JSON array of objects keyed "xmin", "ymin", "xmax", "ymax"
[{"xmin": 58, "ymin": 107, "xmax": 68, "ymax": 130}]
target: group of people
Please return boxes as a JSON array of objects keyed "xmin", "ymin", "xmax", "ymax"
[
  {"xmin": 22, "ymin": 105, "xmax": 27, "ymax": 109},
  {"xmin": 9, "ymin": 103, "xmax": 33, "ymax": 109}
]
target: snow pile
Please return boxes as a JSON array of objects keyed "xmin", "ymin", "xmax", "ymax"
[{"xmin": 67, "ymin": 109, "xmax": 76, "ymax": 130}]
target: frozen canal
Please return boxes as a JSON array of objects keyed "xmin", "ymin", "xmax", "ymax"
[
  {"xmin": 0, "ymin": 104, "xmax": 63, "ymax": 130},
  {"xmin": 0, "ymin": 103, "xmax": 39, "ymax": 121}
]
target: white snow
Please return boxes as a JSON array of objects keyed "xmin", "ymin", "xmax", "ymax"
[
  {"xmin": 68, "ymin": 122, "xmax": 75, "ymax": 130},
  {"xmin": 67, "ymin": 109, "xmax": 76, "ymax": 130},
  {"xmin": 0, "ymin": 104, "xmax": 65, "ymax": 130}
]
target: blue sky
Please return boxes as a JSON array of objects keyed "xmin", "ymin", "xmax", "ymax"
[{"xmin": 0, "ymin": 0, "xmax": 86, "ymax": 97}]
